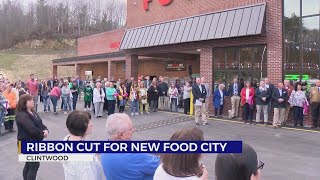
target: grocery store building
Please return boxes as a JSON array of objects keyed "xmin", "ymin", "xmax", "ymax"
[{"xmin": 52, "ymin": 0, "xmax": 320, "ymax": 125}]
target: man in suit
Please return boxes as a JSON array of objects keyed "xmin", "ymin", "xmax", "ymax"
[
  {"xmin": 310, "ymin": 80, "xmax": 320, "ymax": 128},
  {"xmin": 144, "ymin": 76, "xmax": 151, "ymax": 90},
  {"xmin": 283, "ymin": 79, "xmax": 294, "ymax": 125},
  {"xmin": 38, "ymin": 79, "xmax": 44, "ymax": 103},
  {"xmin": 192, "ymin": 78, "xmax": 209, "ymax": 126},
  {"xmin": 158, "ymin": 76, "xmax": 169, "ymax": 110},
  {"xmin": 265, "ymin": 77, "xmax": 275, "ymax": 117},
  {"xmin": 272, "ymin": 82, "xmax": 288, "ymax": 128},
  {"xmin": 74, "ymin": 75, "xmax": 83, "ymax": 100},
  {"xmin": 47, "ymin": 76, "xmax": 58, "ymax": 90},
  {"xmin": 201, "ymin": 77, "xmax": 210, "ymax": 118},
  {"xmin": 228, "ymin": 77, "xmax": 242, "ymax": 119}
]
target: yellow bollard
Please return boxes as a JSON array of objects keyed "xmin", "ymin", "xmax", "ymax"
[{"xmin": 190, "ymin": 92, "xmax": 194, "ymax": 115}]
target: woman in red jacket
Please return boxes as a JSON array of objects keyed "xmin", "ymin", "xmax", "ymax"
[{"xmin": 241, "ymin": 81, "xmax": 255, "ymax": 124}]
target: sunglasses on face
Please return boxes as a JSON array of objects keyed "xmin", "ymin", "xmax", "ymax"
[
  {"xmin": 257, "ymin": 160, "xmax": 264, "ymax": 170},
  {"xmin": 253, "ymin": 160, "xmax": 264, "ymax": 176}
]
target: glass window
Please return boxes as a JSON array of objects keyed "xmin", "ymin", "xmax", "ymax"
[
  {"xmin": 213, "ymin": 71, "xmax": 226, "ymax": 90},
  {"xmin": 214, "ymin": 48, "xmax": 225, "ymax": 70},
  {"xmin": 239, "ymin": 47, "xmax": 253, "ymax": 70},
  {"xmin": 284, "ymin": 16, "xmax": 301, "ymax": 43},
  {"xmin": 225, "ymin": 48, "xmax": 239, "ymax": 70},
  {"xmin": 302, "ymin": 0, "xmax": 320, "ymax": 16},
  {"xmin": 303, "ymin": 42, "xmax": 319, "ymax": 71},
  {"xmin": 253, "ymin": 46, "xmax": 267, "ymax": 71},
  {"xmin": 213, "ymin": 46, "xmax": 267, "ymax": 87},
  {"xmin": 303, "ymin": 16, "xmax": 320, "ymax": 42},
  {"xmin": 284, "ymin": 0, "xmax": 300, "ymax": 18},
  {"xmin": 284, "ymin": 43, "xmax": 301, "ymax": 71}
]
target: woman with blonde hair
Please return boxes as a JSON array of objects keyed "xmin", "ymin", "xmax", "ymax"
[
  {"xmin": 139, "ymin": 82, "xmax": 150, "ymax": 115},
  {"xmin": 168, "ymin": 82, "xmax": 179, "ymax": 112},
  {"xmin": 118, "ymin": 82, "xmax": 128, "ymax": 113},
  {"xmin": 129, "ymin": 82, "xmax": 139, "ymax": 116}
]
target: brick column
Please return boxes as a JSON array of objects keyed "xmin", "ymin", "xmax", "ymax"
[
  {"xmin": 125, "ymin": 54, "xmax": 138, "ymax": 80},
  {"xmin": 200, "ymin": 46, "xmax": 213, "ymax": 113},
  {"xmin": 266, "ymin": 0, "xmax": 283, "ymax": 83},
  {"xmin": 108, "ymin": 61, "xmax": 117, "ymax": 81},
  {"xmin": 75, "ymin": 63, "xmax": 81, "ymax": 77},
  {"xmin": 52, "ymin": 65, "xmax": 58, "ymax": 78}
]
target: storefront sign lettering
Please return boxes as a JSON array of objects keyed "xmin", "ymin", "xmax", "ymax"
[
  {"xmin": 144, "ymin": 0, "xmax": 174, "ymax": 11},
  {"xmin": 165, "ymin": 62, "xmax": 186, "ymax": 71},
  {"xmin": 109, "ymin": 42, "xmax": 120, "ymax": 49}
]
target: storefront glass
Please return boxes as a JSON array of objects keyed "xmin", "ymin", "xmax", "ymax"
[
  {"xmin": 213, "ymin": 45, "xmax": 267, "ymax": 89},
  {"xmin": 283, "ymin": 0, "xmax": 320, "ymax": 85}
]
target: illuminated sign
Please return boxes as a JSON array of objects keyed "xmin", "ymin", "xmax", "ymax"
[
  {"xmin": 109, "ymin": 42, "xmax": 120, "ymax": 49},
  {"xmin": 144, "ymin": 0, "xmax": 174, "ymax": 11},
  {"xmin": 285, "ymin": 74, "xmax": 309, "ymax": 81}
]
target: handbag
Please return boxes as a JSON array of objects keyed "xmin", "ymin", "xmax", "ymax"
[
  {"xmin": 141, "ymin": 99, "xmax": 148, "ymax": 104},
  {"xmin": 303, "ymin": 100, "xmax": 309, "ymax": 115}
]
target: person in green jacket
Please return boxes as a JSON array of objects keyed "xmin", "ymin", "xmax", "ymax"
[{"xmin": 84, "ymin": 82, "xmax": 93, "ymax": 111}]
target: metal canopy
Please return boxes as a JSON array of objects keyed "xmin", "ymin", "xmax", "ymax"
[{"xmin": 120, "ymin": 3, "xmax": 266, "ymax": 50}]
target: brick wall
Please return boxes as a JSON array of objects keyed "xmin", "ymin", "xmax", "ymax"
[
  {"xmin": 138, "ymin": 58, "xmax": 200, "ymax": 77},
  {"xmin": 127, "ymin": 0, "xmax": 267, "ymax": 28},
  {"xmin": 79, "ymin": 62, "xmax": 108, "ymax": 80},
  {"xmin": 78, "ymin": 28, "xmax": 125, "ymax": 56}
]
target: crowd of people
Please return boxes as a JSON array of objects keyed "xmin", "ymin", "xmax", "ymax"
[
  {"xmin": 215, "ymin": 77, "xmax": 318, "ymax": 128},
  {"xmin": 0, "ymin": 73, "xmax": 214, "ymax": 137},
  {"xmin": 0, "ymin": 72, "xmax": 319, "ymax": 138}
]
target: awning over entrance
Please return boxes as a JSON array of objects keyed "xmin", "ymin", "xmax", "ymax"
[{"xmin": 120, "ymin": 3, "xmax": 266, "ymax": 50}]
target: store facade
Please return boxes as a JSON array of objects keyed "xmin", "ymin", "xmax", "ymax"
[{"xmin": 52, "ymin": 0, "xmax": 320, "ymax": 125}]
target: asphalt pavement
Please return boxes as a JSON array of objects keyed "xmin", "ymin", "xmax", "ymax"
[{"xmin": 0, "ymin": 102, "xmax": 319, "ymax": 180}]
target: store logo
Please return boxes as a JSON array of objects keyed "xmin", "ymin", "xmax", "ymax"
[
  {"xmin": 109, "ymin": 42, "xmax": 120, "ymax": 49},
  {"xmin": 144, "ymin": 0, "xmax": 174, "ymax": 11}
]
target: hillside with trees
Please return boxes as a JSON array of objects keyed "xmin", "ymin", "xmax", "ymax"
[{"xmin": 0, "ymin": 0, "xmax": 126, "ymax": 49}]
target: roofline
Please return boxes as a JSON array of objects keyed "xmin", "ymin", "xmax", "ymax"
[{"xmin": 52, "ymin": 51, "xmax": 125, "ymax": 64}]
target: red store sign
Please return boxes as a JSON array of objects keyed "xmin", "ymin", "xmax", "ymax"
[
  {"xmin": 109, "ymin": 42, "xmax": 120, "ymax": 49},
  {"xmin": 144, "ymin": 0, "xmax": 174, "ymax": 11}
]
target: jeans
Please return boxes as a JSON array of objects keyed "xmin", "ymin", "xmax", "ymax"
[
  {"xmin": 50, "ymin": 96, "xmax": 58, "ymax": 113},
  {"xmin": 150, "ymin": 100, "xmax": 157, "ymax": 111},
  {"xmin": 0, "ymin": 110, "xmax": 4, "ymax": 133},
  {"xmin": 293, "ymin": 106, "xmax": 304, "ymax": 126},
  {"xmin": 61, "ymin": 97, "xmax": 64, "ymax": 109},
  {"xmin": 107, "ymin": 100, "xmax": 116, "ymax": 115},
  {"xmin": 130, "ymin": 100, "xmax": 139, "ymax": 113},
  {"xmin": 43, "ymin": 97, "xmax": 51, "ymax": 112},
  {"xmin": 72, "ymin": 94, "xmax": 78, "ymax": 110},
  {"xmin": 33, "ymin": 95, "xmax": 39, "ymax": 112},
  {"xmin": 23, "ymin": 162, "xmax": 40, "ymax": 180},
  {"xmin": 170, "ymin": 98, "xmax": 178, "ymax": 112},
  {"xmin": 63, "ymin": 96, "xmax": 72, "ymax": 112}
]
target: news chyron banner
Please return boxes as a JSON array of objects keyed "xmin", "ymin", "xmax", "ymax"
[{"xmin": 18, "ymin": 141, "xmax": 242, "ymax": 162}]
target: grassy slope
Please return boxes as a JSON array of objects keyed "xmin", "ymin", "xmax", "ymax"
[{"xmin": 0, "ymin": 48, "xmax": 76, "ymax": 81}]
